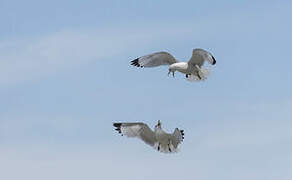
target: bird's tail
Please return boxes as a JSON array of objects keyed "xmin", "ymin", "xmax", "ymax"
[
  {"xmin": 154, "ymin": 142, "xmax": 180, "ymax": 153},
  {"xmin": 186, "ymin": 67, "xmax": 210, "ymax": 82}
]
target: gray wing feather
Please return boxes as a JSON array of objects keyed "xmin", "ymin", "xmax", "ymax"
[
  {"xmin": 131, "ymin": 52, "xmax": 177, "ymax": 68},
  {"xmin": 113, "ymin": 122, "xmax": 157, "ymax": 147},
  {"xmin": 188, "ymin": 48, "xmax": 216, "ymax": 67},
  {"xmin": 171, "ymin": 128, "xmax": 184, "ymax": 148}
]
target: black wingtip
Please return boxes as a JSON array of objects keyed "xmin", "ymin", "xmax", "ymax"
[
  {"xmin": 180, "ymin": 130, "xmax": 184, "ymax": 140},
  {"xmin": 113, "ymin": 123, "xmax": 121, "ymax": 128},
  {"xmin": 212, "ymin": 56, "xmax": 216, "ymax": 65},
  {"xmin": 113, "ymin": 123, "xmax": 122, "ymax": 134},
  {"xmin": 130, "ymin": 58, "xmax": 143, "ymax": 67}
]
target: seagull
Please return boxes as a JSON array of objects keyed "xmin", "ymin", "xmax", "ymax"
[
  {"xmin": 113, "ymin": 120, "xmax": 184, "ymax": 153},
  {"xmin": 130, "ymin": 48, "xmax": 216, "ymax": 81}
]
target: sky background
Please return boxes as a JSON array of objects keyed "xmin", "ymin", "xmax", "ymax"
[{"xmin": 1, "ymin": 0, "xmax": 292, "ymax": 179}]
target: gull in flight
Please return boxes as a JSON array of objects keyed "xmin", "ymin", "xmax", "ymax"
[
  {"xmin": 131, "ymin": 48, "xmax": 216, "ymax": 81},
  {"xmin": 113, "ymin": 120, "xmax": 184, "ymax": 153}
]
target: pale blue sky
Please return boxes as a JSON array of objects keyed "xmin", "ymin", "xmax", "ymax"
[{"xmin": 0, "ymin": 0, "xmax": 292, "ymax": 179}]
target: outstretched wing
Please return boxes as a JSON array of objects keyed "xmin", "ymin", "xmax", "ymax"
[
  {"xmin": 171, "ymin": 128, "xmax": 184, "ymax": 148},
  {"xmin": 113, "ymin": 122, "xmax": 157, "ymax": 147},
  {"xmin": 188, "ymin": 48, "xmax": 216, "ymax": 67},
  {"xmin": 130, "ymin": 52, "xmax": 177, "ymax": 68}
]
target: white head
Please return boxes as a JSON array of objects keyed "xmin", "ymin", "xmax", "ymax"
[
  {"xmin": 168, "ymin": 64, "xmax": 177, "ymax": 77},
  {"xmin": 154, "ymin": 120, "xmax": 162, "ymax": 130}
]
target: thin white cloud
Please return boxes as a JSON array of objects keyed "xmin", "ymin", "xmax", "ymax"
[
  {"xmin": 0, "ymin": 30, "xmax": 121, "ymax": 84},
  {"xmin": 0, "ymin": 26, "xmax": 192, "ymax": 85}
]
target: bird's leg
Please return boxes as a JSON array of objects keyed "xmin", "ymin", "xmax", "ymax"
[
  {"xmin": 197, "ymin": 73, "xmax": 202, "ymax": 80},
  {"xmin": 195, "ymin": 65, "xmax": 202, "ymax": 80},
  {"xmin": 168, "ymin": 70, "xmax": 175, "ymax": 77},
  {"xmin": 168, "ymin": 139, "xmax": 172, "ymax": 152}
]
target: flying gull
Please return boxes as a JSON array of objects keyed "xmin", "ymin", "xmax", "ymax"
[
  {"xmin": 113, "ymin": 120, "xmax": 184, "ymax": 153},
  {"xmin": 131, "ymin": 48, "xmax": 216, "ymax": 81}
]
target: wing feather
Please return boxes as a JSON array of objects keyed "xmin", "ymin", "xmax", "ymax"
[
  {"xmin": 113, "ymin": 122, "xmax": 157, "ymax": 146},
  {"xmin": 171, "ymin": 128, "xmax": 184, "ymax": 148},
  {"xmin": 130, "ymin": 52, "xmax": 177, "ymax": 68},
  {"xmin": 188, "ymin": 48, "xmax": 216, "ymax": 67}
]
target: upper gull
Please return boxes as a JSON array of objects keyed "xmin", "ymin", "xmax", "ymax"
[{"xmin": 130, "ymin": 48, "xmax": 216, "ymax": 81}]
